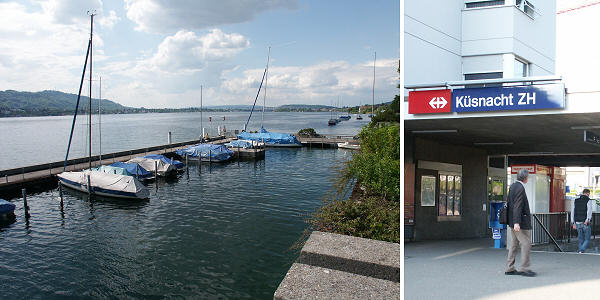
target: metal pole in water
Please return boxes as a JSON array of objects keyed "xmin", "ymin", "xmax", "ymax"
[
  {"xmin": 154, "ymin": 161, "xmax": 158, "ymax": 178},
  {"xmin": 5, "ymin": 174, "xmax": 8, "ymax": 183},
  {"xmin": 58, "ymin": 182, "xmax": 64, "ymax": 207},
  {"xmin": 168, "ymin": 131, "xmax": 172, "ymax": 144},
  {"xmin": 87, "ymin": 174, "xmax": 92, "ymax": 195},
  {"xmin": 22, "ymin": 188, "xmax": 30, "ymax": 218},
  {"xmin": 237, "ymin": 145, "xmax": 240, "ymax": 161},
  {"xmin": 209, "ymin": 150, "xmax": 212, "ymax": 164},
  {"xmin": 136, "ymin": 165, "xmax": 139, "ymax": 179}
]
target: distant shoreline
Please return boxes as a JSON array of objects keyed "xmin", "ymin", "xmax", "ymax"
[{"xmin": 0, "ymin": 108, "xmax": 362, "ymax": 118}]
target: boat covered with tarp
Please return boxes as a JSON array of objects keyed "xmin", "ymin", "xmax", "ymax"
[
  {"xmin": 0, "ymin": 199, "xmax": 16, "ymax": 220},
  {"xmin": 57, "ymin": 170, "xmax": 149, "ymax": 199},
  {"xmin": 237, "ymin": 127, "xmax": 301, "ymax": 147},
  {"xmin": 224, "ymin": 140, "xmax": 264, "ymax": 149},
  {"xmin": 107, "ymin": 162, "xmax": 154, "ymax": 179},
  {"xmin": 175, "ymin": 144, "xmax": 234, "ymax": 162},
  {"xmin": 143, "ymin": 154, "xmax": 185, "ymax": 170},
  {"xmin": 126, "ymin": 157, "xmax": 177, "ymax": 176}
]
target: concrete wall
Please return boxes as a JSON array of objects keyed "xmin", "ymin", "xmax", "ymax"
[{"xmin": 413, "ymin": 138, "xmax": 488, "ymax": 240}]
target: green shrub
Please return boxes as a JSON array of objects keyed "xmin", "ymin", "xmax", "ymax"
[
  {"xmin": 311, "ymin": 196, "xmax": 400, "ymax": 243},
  {"xmin": 347, "ymin": 124, "xmax": 400, "ymax": 201},
  {"xmin": 297, "ymin": 128, "xmax": 320, "ymax": 137}
]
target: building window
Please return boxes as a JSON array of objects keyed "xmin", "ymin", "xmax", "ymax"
[
  {"xmin": 515, "ymin": 0, "xmax": 535, "ymax": 18},
  {"xmin": 514, "ymin": 58, "xmax": 529, "ymax": 77},
  {"xmin": 464, "ymin": 72, "xmax": 503, "ymax": 88},
  {"xmin": 465, "ymin": 0, "xmax": 505, "ymax": 9},
  {"xmin": 438, "ymin": 174, "xmax": 462, "ymax": 216}
]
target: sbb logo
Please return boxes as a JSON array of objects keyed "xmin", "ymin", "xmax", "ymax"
[
  {"xmin": 408, "ymin": 89, "xmax": 452, "ymax": 114},
  {"xmin": 429, "ymin": 97, "xmax": 448, "ymax": 109}
]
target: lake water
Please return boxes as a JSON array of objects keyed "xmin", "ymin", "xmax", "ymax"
[
  {"xmin": 0, "ymin": 148, "xmax": 356, "ymax": 299},
  {"xmin": 0, "ymin": 111, "xmax": 369, "ymax": 170},
  {"xmin": 0, "ymin": 112, "xmax": 365, "ymax": 299}
]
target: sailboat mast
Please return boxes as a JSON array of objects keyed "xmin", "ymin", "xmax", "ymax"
[
  {"xmin": 99, "ymin": 76, "xmax": 102, "ymax": 163},
  {"xmin": 200, "ymin": 85, "xmax": 203, "ymax": 140},
  {"xmin": 262, "ymin": 46, "xmax": 270, "ymax": 129},
  {"xmin": 88, "ymin": 12, "xmax": 95, "ymax": 170},
  {"xmin": 372, "ymin": 51, "xmax": 376, "ymax": 118}
]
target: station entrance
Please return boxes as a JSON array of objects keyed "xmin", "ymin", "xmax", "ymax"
[{"xmin": 404, "ymin": 79, "xmax": 600, "ymax": 252}]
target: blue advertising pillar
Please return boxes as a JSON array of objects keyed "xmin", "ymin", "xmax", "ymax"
[{"xmin": 490, "ymin": 202, "xmax": 507, "ymax": 248}]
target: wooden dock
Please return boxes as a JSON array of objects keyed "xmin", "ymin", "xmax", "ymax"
[
  {"xmin": 0, "ymin": 135, "xmax": 355, "ymax": 198},
  {"xmin": 297, "ymin": 135, "xmax": 357, "ymax": 148}
]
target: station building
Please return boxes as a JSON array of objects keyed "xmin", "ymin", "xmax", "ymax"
[{"xmin": 404, "ymin": 0, "xmax": 600, "ymax": 241}]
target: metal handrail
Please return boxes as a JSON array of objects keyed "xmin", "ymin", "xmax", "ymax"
[{"xmin": 533, "ymin": 214, "xmax": 563, "ymax": 252}]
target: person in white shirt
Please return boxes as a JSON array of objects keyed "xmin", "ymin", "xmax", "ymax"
[{"xmin": 571, "ymin": 189, "xmax": 594, "ymax": 253}]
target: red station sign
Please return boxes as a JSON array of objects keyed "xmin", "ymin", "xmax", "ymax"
[{"xmin": 408, "ymin": 89, "xmax": 452, "ymax": 114}]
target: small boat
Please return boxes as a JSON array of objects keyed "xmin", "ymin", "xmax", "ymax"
[
  {"xmin": 143, "ymin": 154, "xmax": 185, "ymax": 170},
  {"xmin": 339, "ymin": 115, "xmax": 351, "ymax": 121},
  {"xmin": 0, "ymin": 199, "xmax": 16, "ymax": 221},
  {"xmin": 237, "ymin": 127, "xmax": 302, "ymax": 147},
  {"xmin": 175, "ymin": 144, "xmax": 234, "ymax": 162},
  {"xmin": 356, "ymin": 114, "xmax": 363, "ymax": 120},
  {"xmin": 58, "ymin": 170, "xmax": 150, "ymax": 199},
  {"xmin": 106, "ymin": 162, "xmax": 154, "ymax": 180},
  {"xmin": 127, "ymin": 157, "xmax": 178, "ymax": 176},
  {"xmin": 337, "ymin": 141, "xmax": 361, "ymax": 150},
  {"xmin": 328, "ymin": 118, "xmax": 338, "ymax": 126},
  {"xmin": 58, "ymin": 14, "xmax": 150, "ymax": 201},
  {"xmin": 224, "ymin": 140, "xmax": 265, "ymax": 149}
]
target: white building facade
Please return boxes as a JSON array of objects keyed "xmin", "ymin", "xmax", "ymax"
[{"xmin": 404, "ymin": 0, "xmax": 555, "ymax": 87}]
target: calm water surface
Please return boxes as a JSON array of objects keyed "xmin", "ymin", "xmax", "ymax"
[
  {"xmin": 0, "ymin": 148, "xmax": 355, "ymax": 299},
  {"xmin": 0, "ymin": 112, "xmax": 369, "ymax": 170}
]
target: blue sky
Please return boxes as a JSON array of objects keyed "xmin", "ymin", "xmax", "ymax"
[{"xmin": 0, "ymin": 0, "xmax": 400, "ymax": 108}]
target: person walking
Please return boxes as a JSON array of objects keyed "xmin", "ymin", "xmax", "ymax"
[
  {"xmin": 571, "ymin": 189, "xmax": 593, "ymax": 253},
  {"xmin": 505, "ymin": 169, "xmax": 536, "ymax": 277}
]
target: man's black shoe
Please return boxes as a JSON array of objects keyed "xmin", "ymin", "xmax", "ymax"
[
  {"xmin": 505, "ymin": 270, "xmax": 521, "ymax": 275},
  {"xmin": 520, "ymin": 270, "xmax": 536, "ymax": 277}
]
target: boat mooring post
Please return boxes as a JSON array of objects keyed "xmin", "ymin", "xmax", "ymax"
[
  {"xmin": 209, "ymin": 150, "xmax": 212, "ymax": 164},
  {"xmin": 58, "ymin": 182, "xmax": 64, "ymax": 207},
  {"xmin": 22, "ymin": 188, "xmax": 30, "ymax": 218},
  {"xmin": 154, "ymin": 161, "xmax": 158, "ymax": 178},
  {"xmin": 136, "ymin": 166, "xmax": 139, "ymax": 179},
  {"xmin": 168, "ymin": 131, "xmax": 172, "ymax": 144},
  {"xmin": 87, "ymin": 174, "xmax": 92, "ymax": 195},
  {"xmin": 237, "ymin": 145, "xmax": 240, "ymax": 161},
  {"xmin": 5, "ymin": 175, "xmax": 7, "ymax": 183}
]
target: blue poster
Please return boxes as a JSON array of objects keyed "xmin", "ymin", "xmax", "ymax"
[{"xmin": 453, "ymin": 83, "xmax": 564, "ymax": 113}]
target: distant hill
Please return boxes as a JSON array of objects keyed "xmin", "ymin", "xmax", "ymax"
[
  {"xmin": 0, "ymin": 90, "xmax": 133, "ymax": 117},
  {"xmin": 275, "ymin": 104, "xmax": 334, "ymax": 112},
  {"xmin": 0, "ymin": 89, "xmax": 381, "ymax": 117}
]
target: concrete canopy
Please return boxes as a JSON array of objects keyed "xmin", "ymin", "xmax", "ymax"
[{"xmin": 404, "ymin": 91, "xmax": 600, "ymax": 166}]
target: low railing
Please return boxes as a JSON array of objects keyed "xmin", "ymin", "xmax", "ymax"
[
  {"xmin": 531, "ymin": 212, "xmax": 570, "ymax": 245},
  {"xmin": 531, "ymin": 212, "xmax": 600, "ymax": 245}
]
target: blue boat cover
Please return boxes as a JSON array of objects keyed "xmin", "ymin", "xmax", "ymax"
[
  {"xmin": 237, "ymin": 127, "xmax": 301, "ymax": 146},
  {"xmin": 0, "ymin": 199, "xmax": 15, "ymax": 214},
  {"xmin": 143, "ymin": 154, "xmax": 185, "ymax": 169},
  {"xmin": 224, "ymin": 140, "xmax": 255, "ymax": 149},
  {"xmin": 109, "ymin": 162, "xmax": 153, "ymax": 178},
  {"xmin": 175, "ymin": 144, "xmax": 234, "ymax": 162}
]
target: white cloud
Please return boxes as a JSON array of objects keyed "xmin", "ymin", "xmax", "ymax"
[
  {"xmin": 0, "ymin": 2, "xmax": 96, "ymax": 93},
  {"xmin": 134, "ymin": 29, "xmax": 250, "ymax": 73},
  {"xmin": 41, "ymin": 0, "xmax": 103, "ymax": 25},
  {"xmin": 220, "ymin": 59, "xmax": 399, "ymax": 107},
  {"xmin": 124, "ymin": 0, "xmax": 297, "ymax": 33},
  {"xmin": 99, "ymin": 10, "xmax": 120, "ymax": 29}
]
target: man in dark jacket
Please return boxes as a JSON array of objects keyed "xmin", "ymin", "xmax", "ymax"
[
  {"xmin": 571, "ymin": 189, "xmax": 593, "ymax": 253},
  {"xmin": 505, "ymin": 169, "xmax": 535, "ymax": 277}
]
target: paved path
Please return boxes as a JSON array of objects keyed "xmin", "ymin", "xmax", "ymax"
[{"xmin": 405, "ymin": 238, "xmax": 600, "ymax": 299}]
